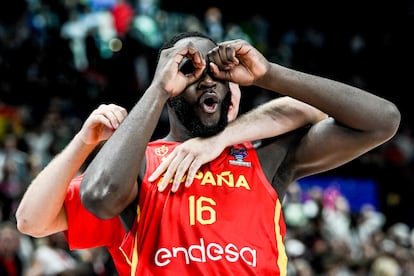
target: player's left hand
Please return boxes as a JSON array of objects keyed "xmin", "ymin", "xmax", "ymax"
[{"xmin": 148, "ymin": 137, "xmax": 226, "ymax": 192}]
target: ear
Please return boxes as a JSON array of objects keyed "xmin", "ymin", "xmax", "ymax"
[{"xmin": 227, "ymin": 82, "xmax": 241, "ymax": 122}]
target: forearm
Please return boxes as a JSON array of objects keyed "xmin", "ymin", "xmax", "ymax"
[
  {"xmin": 16, "ymin": 134, "xmax": 96, "ymax": 237},
  {"xmin": 216, "ymin": 96, "xmax": 327, "ymax": 147},
  {"xmin": 81, "ymin": 85, "xmax": 169, "ymax": 218},
  {"xmin": 150, "ymin": 96, "xmax": 326, "ymax": 191},
  {"xmin": 255, "ymin": 63, "xmax": 400, "ymax": 134}
]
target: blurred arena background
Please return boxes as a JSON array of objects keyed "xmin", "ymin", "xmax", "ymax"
[{"xmin": 1, "ymin": 0, "xmax": 414, "ymax": 274}]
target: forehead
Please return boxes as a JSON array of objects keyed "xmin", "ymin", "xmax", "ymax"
[{"xmin": 174, "ymin": 37, "xmax": 216, "ymax": 55}]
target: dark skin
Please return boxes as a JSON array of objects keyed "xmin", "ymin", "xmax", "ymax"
[{"xmin": 80, "ymin": 36, "xmax": 401, "ymax": 220}]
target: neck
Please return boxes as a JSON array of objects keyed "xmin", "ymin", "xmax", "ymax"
[{"xmin": 163, "ymin": 129, "xmax": 192, "ymax": 142}]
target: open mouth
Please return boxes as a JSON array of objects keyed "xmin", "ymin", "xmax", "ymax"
[{"xmin": 199, "ymin": 92, "xmax": 219, "ymax": 114}]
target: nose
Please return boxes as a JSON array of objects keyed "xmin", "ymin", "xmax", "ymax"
[{"xmin": 198, "ymin": 70, "xmax": 217, "ymax": 90}]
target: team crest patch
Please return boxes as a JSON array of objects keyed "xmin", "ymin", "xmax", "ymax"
[
  {"xmin": 155, "ymin": 145, "xmax": 169, "ymax": 158},
  {"xmin": 229, "ymin": 147, "xmax": 251, "ymax": 167}
]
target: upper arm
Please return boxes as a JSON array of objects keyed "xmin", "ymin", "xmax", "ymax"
[
  {"xmin": 289, "ymin": 117, "xmax": 387, "ymax": 180},
  {"xmin": 258, "ymin": 115, "xmax": 395, "ymax": 198}
]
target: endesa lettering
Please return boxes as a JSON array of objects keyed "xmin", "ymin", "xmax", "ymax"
[{"xmin": 154, "ymin": 238, "xmax": 257, "ymax": 267}]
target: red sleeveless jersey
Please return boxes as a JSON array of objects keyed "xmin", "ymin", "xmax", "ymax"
[
  {"xmin": 120, "ymin": 140, "xmax": 288, "ymax": 275},
  {"xmin": 64, "ymin": 175, "xmax": 130, "ymax": 275}
]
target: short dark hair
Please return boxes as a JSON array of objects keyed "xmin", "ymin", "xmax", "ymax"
[{"xmin": 157, "ymin": 31, "xmax": 217, "ymax": 62}]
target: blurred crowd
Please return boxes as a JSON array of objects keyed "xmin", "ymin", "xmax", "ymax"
[{"xmin": 1, "ymin": 0, "xmax": 414, "ymax": 275}]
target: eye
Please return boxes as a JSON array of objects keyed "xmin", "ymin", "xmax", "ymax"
[{"xmin": 179, "ymin": 60, "xmax": 196, "ymax": 75}]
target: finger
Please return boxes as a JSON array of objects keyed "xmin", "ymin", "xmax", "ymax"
[
  {"xmin": 103, "ymin": 111, "xmax": 121, "ymax": 130},
  {"xmin": 224, "ymin": 45, "xmax": 239, "ymax": 64},
  {"xmin": 95, "ymin": 113, "xmax": 114, "ymax": 130},
  {"xmin": 187, "ymin": 61, "xmax": 206, "ymax": 84},
  {"xmin": 184, "ymin": 158, "xmax": 202, "ymax": 187},
  {"xmin": 93, "ymin": 104, "xmax": 125, "ymax": 130},
  {"xmin": 214, "ymin": 43, "xmax": 237, "ymax": 69},
  {"xmin": 157, "ymin": 152, "xmax": 184, "ymax": 192},
  {"xmin": 171, "ymin": 154, "xmax": 194, "ymax": 192},
  {"xmin": 151, "ymin": 153, "xmax": 175, "ymax": 188},
  {"xmin": 220, "ymin": 49, "xmax": 238, "ymax": 68},
  {"xmin": 157, "ymin": 163, "xmax": 177, "ymax": 192},
  {"xmin": 191, "ymin": 50, "xmax": 206, "ymax": 69},
  {"xmin": 209, "ymin": 62, "xmax": 226, "ymax": 80},
  {"xmin": 218, "ymin": 43, "xmax": 228, "ymax": 60},
  {"xmin": 88, "ymin": 107, "xmax": 114, "ymax": 130},
  {"xmin": 108, "ymin": 104, "xmax": 128, "ymax": 128},
  {"xmin": 207, "ymin": 50, "xmax": 223, "ymax": 69},
  {"xmin": 148, "ymin": 155, "xmax": 172, "ymax": 182}
]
